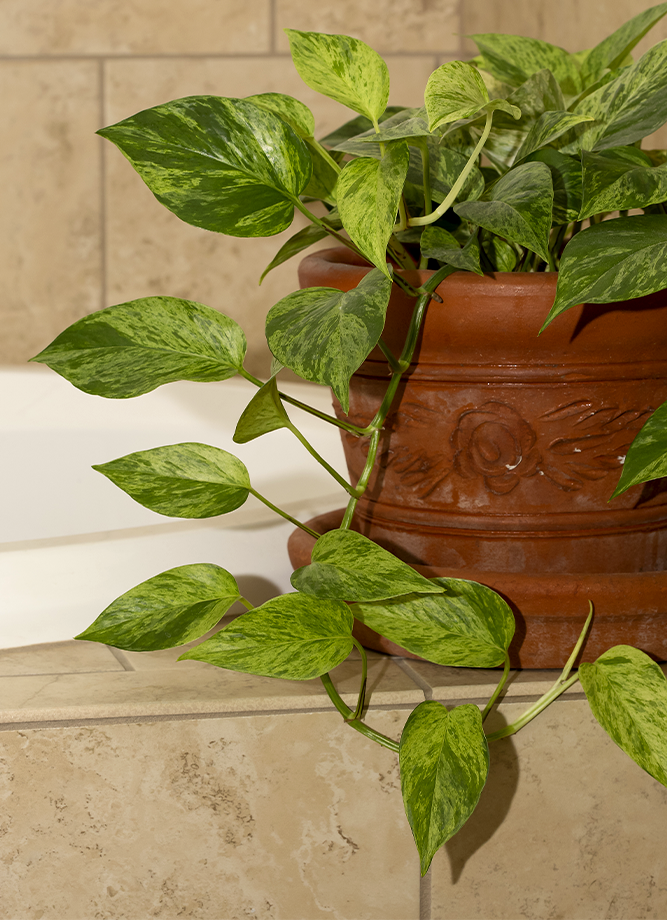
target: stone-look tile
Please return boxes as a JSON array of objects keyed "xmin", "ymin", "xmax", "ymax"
[
  {"xmin": 0, "ymin": 652, "xmax": 423, "ymax": 723},
  {"xmin": 431, "ymin": 698, "xmax": 667, "ymax": 920},
  {"xmin": 0, "ymin": 641, "xmax": 123, "ymax": 677},
  {"xmin": 0, "ymin": 0, "xmax": 270, "ymax": 55},
  {"xmin": 276, "ymin": 0, "xmax": 462, "ymax": 54},
  {"xmin": 103, "ymin": 55, "xmax": 438, "ymax": 377},
  {"xmin": 0, "ymin": 712, "xmax": 419, "ymax": 919},
  {"xmin": 0, "ymin": 61, "xmax": 102, "ymax": 365}
]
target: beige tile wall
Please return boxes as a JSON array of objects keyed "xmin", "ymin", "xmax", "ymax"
[{"xmin": 2, "ymin": 1, "xmax": 666, "ymax": 373}]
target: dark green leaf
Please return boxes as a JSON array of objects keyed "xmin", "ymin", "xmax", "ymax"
[
  {"xmin": 260, "ymin": 224, "xmax": 329, "ymax": 284},
  {"xmin": 513, "ymin": 111, "xmax": 594, "ymax": 163},
  {"xmin": 524, "ymin": 148, "xmax": 583, "ymax": 223},
  {"xmin": 291, "ymin": 529, "xmax": 444, "ymax": 602},
  {"xmin": 481, "ymin": 235, "xmax": 518, "ymax": 271},
  {"xmin": 542, "ymin": 215, "xmax": 667, "ymax": 328},
  {"xmin": 318, "ymin": 107, "xmax": 406, "ymax": 148},
  {"xmin": 455, "ymin": 161, "xmax": 553, "ymax": 262},
  {"xmin": 420, "ymin": 226, "xmax": 483, "ymax": 274},
  {"xmin": 179, "ymin": 592, "xmax": 354, "ymax": 679},
  {"xmin": 285, "ymin": 29, "xmax": 390, "ymax": 124},
  {"xmin": 579, "ymin": 149, "xmax": 667, "ymax": 219},
  {"xmin": 93, "ymin": 442, "xmax": 251, "ymax": 517},
  {"xmin": 579, "ymin": 645, "xmax": 667, "ymax": 786},
  {"xmin": 472, "ymin": 33, "xmax": 582, "ymax": 95},
  {"xmin": 98, "ymin": 96, "xmax": 311, "ymax": 237},
  {"xmin": 611, "ymin": 400, "xmax": 667, "ymax": 497},
  {"xmin": 233, "ymin": 377, "xmax": 290, "ymax": 444},
  {"xmin": 355, "ymin": 577, "xmax": 514, "ymax": 667},
  {"xmin": 581, "ymin": 4, "xmax": 667, "ymax": 84},
  {"xmin": 335, "ymin": 143, "xmax": 410, "ymax": 275},
  {"xmin": 265, "ymin": 269, "xmax": 392, "ymax": 413},
  {"xmin": 30, "ymin": 297, "xmax": 246, "ymax": 398},
  {"xmin": 400, "ymin": 701, "xmax": 489, "ymax": 876},
  {"xmin": 244, "ymin": 92, "xmax": 315, "ymax": 138},
  {"xmin": 76, "ymin": 564, "xmax": 240, "ymax": 651}
]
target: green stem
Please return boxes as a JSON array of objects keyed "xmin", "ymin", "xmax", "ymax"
[
  {"xmin": 238, "ymin": 596, "xmax": 255, "ymax": 611},
  {"xmin": 481, "ymin": 654, "xmax": 511, "ymax": 722},
  {"xmin": 378, "ymin": 338, "xmax": 401, "ymax": 373},
  {"xmin": 341, "ymin": 429, "xmax": 380, "ymax": 529},
  {"xmin": 347, "ymin": 638, "xmax": 368, "ymax": 721},
  {"xmin": 293, "ymin": 197, "xmax": 363, "ymax": 257},
  {"xmin": 407, "ymin": 111, "xmax": 493, "ymax": 228},
  {"xmin": 320, "ymin": 672, "xmax": 400, "ymax": 753},
  {"xmin": 248, "ymin": 487, "xmax": 320, "ymax": 538},
  {"xmin": 305, "ymin": 136, "xmax": 342, "ymax": 176},
  {"xmin": 286, "ymin": 420, "xmax": 356, "ymax": 496}
]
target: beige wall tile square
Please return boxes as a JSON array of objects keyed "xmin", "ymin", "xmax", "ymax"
[
  {"xmin": 431, "ymin": 698, "xmax": 667, "ymax": 919},
  {"xmin": 0, "ymin": 0, "xmax": 271, "ymax": 55},
  {"xmin": 0, "ymin": 712, "xmax": 419, "ymax": 918},
  {"xmin": 276, "ymin": 0, "xmax": 463, "ymax": 54},
  {"xmin": 0, "ymin": 61, "xmax": 102, "ymax": 365}
]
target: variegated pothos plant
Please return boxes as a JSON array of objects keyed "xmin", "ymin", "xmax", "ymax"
[{"xmin": 32, "ymin": 8, "xmax": 667, "ymax": 874}]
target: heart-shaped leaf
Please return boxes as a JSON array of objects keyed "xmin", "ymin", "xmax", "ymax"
[
  {"xmin": 291, "ymin": 529, "xmax": 444, "ymax": 602},
  {"xmin": 93, "ymin": 443, "xmax": 251, "ymax": 517},
  {"xmin": 542, "ymin": 215, "xmax": 667, "ymax": 328},
  {"xmin": 424, "ymin": 61, "xmax": 490, "ymax": 131},
  {"xmin": 245, "ymin": 92, "xmax": 315, "ymax": 138},
  {"xmin": 354, "ymin": 577, "xmax": 514, "ymax": 667},
  {"xmin": 265, "ymin": 269, "xmax": 392, "ymax": 413},
  {"xmin": 581, "ymin": 3, "xmax": 667, "ymax": 85},
  {"xmin": 579, "ymin": 645, "xmax": 667, "ymax": 786},
  {"xmin": 30, "ymin": 297, "xmax": 246, "ymax": 397},
  {"xmin": 179, "ymin": 592, "xmax": 354, "ymax": 679},
  {"xmin": 98, "ymin": 96, "xmax": 311, "ymax": 237},
  {"xmin": 611, "ymin": 400, "xmax": 667, "ymax": 497},
  {"xmin": 76, "ymin": 564, "xmax": 241, "ymax": 651},
  {"xmin": 579, "ymin": 149, "xmax": 667, "ymax": 219},
  {"xmin": 335, "ymin": 143, "xmax": 410, "ymax": 275},
  {"xmin": 420, "ymin": 226, "xmax": 483, "ymax": 274},
  {"xmin": 455, "ymin": 161, "xmax": 553, "ymax": 262},
  {"xmin": 513, "ymin": 111, "xmax": 595, "ymax": 163},
  {"xmin": 233, "ymin": 377, "xmax": 290, "ymax": 443},
  {"xmin": 400, "ymin": 701, "xmax": 489, "ymax": 876},
  {"xmin": 523, "ymin": 148, "xmax": 582, "ymax": 223},
  {"xmin": 471, "ymin": 33, "xmax": 582, "ymax": 95},
  {"xmin": 285, "ymin": 29, "xmax": 390, "ymax": 125}
]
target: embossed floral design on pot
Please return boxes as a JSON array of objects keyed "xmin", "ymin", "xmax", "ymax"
[{"xmin": 452, "ymin": 401, "xmax": 541, "ymax": 495}]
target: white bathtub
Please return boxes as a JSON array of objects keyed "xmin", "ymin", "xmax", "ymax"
[{"xmin": 1, "ymin": 366, "xmax": 346, "ymax": 648}]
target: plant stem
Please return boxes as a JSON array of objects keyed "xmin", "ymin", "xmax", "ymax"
[
  {"xmin": 238, "ymin": 596, "xmax": 255, "ymax": 611},
  {"xmin": 378, "ymin": 338, "xmax": 401, "ymax": 372},
  {"xmin": 248, "ymin": 487, "xmax": 320, "ymax": 538},
  {"xmin": 341, "ymin": 429, "xmax": 380, "ymax": 529},
  {"xmin": 320, "ymin": 672, "xmax": 400, "ymax": 753},
  {"xmin": 481, "ymin": 654, "xmax": 511, "ymax": 722},
  {"xmin": 285, "ymin": 420, "xmax": 357, "ymax": 495},
  {"xmin": 407, "ymin": 111, "xmax": 493, "ymax": 228},
  {"xmin": 347, "ymin": 638, "xmax": 368, "ymax": 721},
  {"xmin": 293, "ymin": 197, "xmax": 363, "ymax": 257}
]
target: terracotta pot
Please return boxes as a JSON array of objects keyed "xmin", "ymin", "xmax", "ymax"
[{"xmin": 291, "ymin": 248, "xmax": 667, "ymax": 668}]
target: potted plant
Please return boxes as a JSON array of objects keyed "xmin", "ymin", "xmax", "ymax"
[{"xmin": 30, "ymin": 8, "xmax": 667, "ymax": 875}]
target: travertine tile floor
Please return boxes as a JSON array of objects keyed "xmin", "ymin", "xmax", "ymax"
[{"xmin": 0, "ymin": 637, "xmax": 666, "ymax": 920}]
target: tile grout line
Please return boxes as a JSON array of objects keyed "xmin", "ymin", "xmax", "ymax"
[{"xmin": 269, "ymin": 0, "xmax": 276, "ymax": 54}]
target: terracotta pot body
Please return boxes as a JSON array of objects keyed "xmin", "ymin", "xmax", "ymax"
[{"xmin": 294, "ymin": 248, "xmax": 667, "ymax": 668}]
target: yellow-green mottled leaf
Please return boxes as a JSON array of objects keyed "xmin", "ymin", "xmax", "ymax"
[
  {"xmin": 285, "ymin": 29, "xmax": 390, "ymax": 124},
  {"xmin": 513, "ymin": 111, "xmax": 595, "ymax": 163},
  {"xmin": 611, "ymin": 400, "xmax": 667, "ymax": 497},
  {"xmin": 420, "ymin": 226, "xmax": 483, "ymax": 274},
  {"xmin": 30, "ymin": 297, "xmax": 246, "ymax": 398},
  {"xmin": 76, "ymin": 564, "xmax": 240, "ymax": 651},
  {"xmin": 179, "ymin": 592, "xmax": 354, "ymax": 680},
  {"xmin": 291, "ymin": 530, "xmax": 444, "ymax": 602},
  {"xmin": 233, "ymin": 377, "xmax": 290, "ymax": 444},
  {"xmin": 244, "ymin": 92, "xmax": 315, "ymax": 138},
  {"xmin": 579, "ymin": 645, "xmax": 667, "ymax": 786},
  {"xmin": 472, "ymin": 33, "xmax": 582, "ymax": 95},
  {"xmin": 93, "ymin": 443, "xmax": 251, "ymax": 518},
  {"xmin": 425, "ymin": 61, "xmax": 490, "ymax": 131},
  {"xmin": 98, "ymin": 96, "xmax": 311, "ymax": 237},
  {"xmin": 579, "ymin": 149, "xmax": 667, "ymax": 219},
  {"xmin": 400, "ymin": 701, "xmax": 489, "ymax": 875},
  {"xmin": 523, "ymin": 148, "xmax": 582, "ymax": 223},
  {"xmin": 581, "ymin": 4, "xmax": 667, "ymax": 84}
]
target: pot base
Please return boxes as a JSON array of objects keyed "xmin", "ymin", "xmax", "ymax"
[{"xmin": 288, "ymin": 510, "xmax": 667, "ymax": 669}]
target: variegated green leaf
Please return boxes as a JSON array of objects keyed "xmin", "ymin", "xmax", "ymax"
[
  {"xmin": 260, "ymin": 224, "xmax": 329, "ymax": 284},
  {"xmin": 98, "ymin": 96, "xmax": 311, "ymax": 237},
  {"xmin": 30, "ymin": 297, "xmax": 246, "ymax": 397},
  {"xmin": 524, "ymin": 148, "xmax": 583, "ymax": 223},
  {"xmin": 335, "ymin": 143, "xmax": 410, "ymax": 275},
  {"xmin": 400, "ymin": 701, "xmax": 489, "ymax": 876},
  {"xmin": 481, "ymin": 235, "xmax": 519, "ymax": 271},
  {"xmin": 581, "ymin": 3, "xmax": 667, "ymax": 84},
  {"xmin": 318, "ymin": 107, "xmax": 406, "ymax": 148},
  {"xmin": 611, "ymin": 400, "xmax": 667, "ymax": 497},
  {"xmin": 76, "ymin": 564, "xmax": 241, "ymax": 651},
  {"xmin": 265, "ymin": 270, "xmax": 392, "ymax": 412},
  {"xmin": 355, "ymin": 577, "xmax": 514, "ymax": 667},
  {"xmin": 569, "ymin": 41, "xmax": 667, "ymax": 152},
  {"xmin": 285, "ymin": 29, "xmax": 390, "ymax": 124},
  {"xmin": 472, "ymin": 33, "xmax": 582, "ymax": 95},
  {"xmin": 420, "ymin": 226, "xmax": 483, "ymax": 274},
  {"xmin": 513, "ymin": 111, "xmax": 595, "ymax": 163},
  {"xmin": 245, "ymin": 92, "xmax": 315, "ymax": 138},
  {"xmin": 425, "ymin": 62, "xmax": 490, "ymax": 130},
  {"xmin": 179, "ymin": 592, "xmax": 354, "ymax": 679},
  {"xmin": 579, "ymin": 149, "xmax": 667, "ymax": 219},
  {"xmin": 233, "ymin": 377, "xmax": 290, "ymax": 444},
  {"xmin": 429, "ymin": 146, "xmax": 485, "ymax": 204},
  {"xmin": 93, "ymin": 443, "xmax": 251, "ymax": 517},
  {"xmin": 579, "ymin": 646, "xmax": 667, "ymax": 786},
  {"xmin": 455, "ymin": 161, "xmax": 553, "ymax": 262},
  {"xmin": 303, "ymin": 137, "xmax": 341, "ymax": 202},
  {"xmin": 542, "ymin": 215, "xmax": 667, "ymax": 328},
  {"xmin": 291, "ymin": 530, "xmax": 444, "ymax": 602}
]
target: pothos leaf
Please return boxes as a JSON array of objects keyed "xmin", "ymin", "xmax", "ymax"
[
  {"xmin": 611, "ymin": 400, "xmax": 667, "ymax": 497},
  {"xmin": 233, "ymin": 377, "xmax": 290, "ymax": 444}
]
